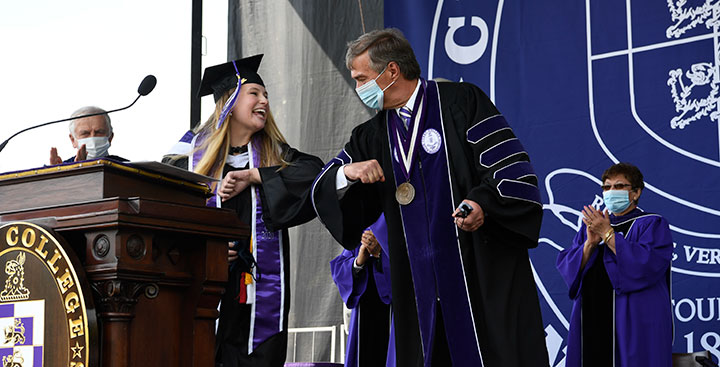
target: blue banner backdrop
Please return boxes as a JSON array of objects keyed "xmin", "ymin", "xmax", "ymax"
[{"xmin": 386, "ymin": 1, "xmax": 720, "ymax": 365}]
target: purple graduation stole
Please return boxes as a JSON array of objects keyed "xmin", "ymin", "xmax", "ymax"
[
  {"xmin": 190, "ymin": 135, "xmax": 284, "ymax": 353},
  {"xmin": 189, "ymin": 132, "xmax": 219, "ymax": 208},
  {"xmin": 246, "ymin": 137, "xmax": 284, "ymax": 353},
  {"xmin": 386, "ymin": 79, "xmax": 484, "ymax": 366}
]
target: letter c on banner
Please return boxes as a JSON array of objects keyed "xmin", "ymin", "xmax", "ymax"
[{"xmin": 444, "ymin": 16, "xmax": 489, "ymax": 65}]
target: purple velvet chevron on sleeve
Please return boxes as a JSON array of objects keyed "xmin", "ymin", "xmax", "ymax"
[
  {"xmin": 466, "ymin": 114, "xmax": 540, "ymax": 206},
  {"xmin": 466, "ymin": 114, "xmax": 510, "ymax": 143}
]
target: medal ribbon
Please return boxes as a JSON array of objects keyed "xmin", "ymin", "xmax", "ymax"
[{"xmin": 388, "ymin": 80, "xmax": 426, "ymax": 181}]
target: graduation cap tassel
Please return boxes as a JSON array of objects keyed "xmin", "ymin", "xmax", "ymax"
[{"xmin": 216, "ymin": 60, "xmax": 243, "ymax": 130}]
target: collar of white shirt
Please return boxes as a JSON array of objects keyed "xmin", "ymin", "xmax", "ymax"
[{"xmin": 395, "ymin": 79, "xmax": 421, "ymax": 117}]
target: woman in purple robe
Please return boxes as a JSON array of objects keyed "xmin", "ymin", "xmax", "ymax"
[
  {"xmin": 557, "ymin": 163, "xmax": 673, "ymax": 367},
  {"xmin": 330, "ymin": 214, "xmax": 395, "ymax": 367}
]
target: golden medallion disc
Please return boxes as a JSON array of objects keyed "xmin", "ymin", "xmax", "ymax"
[{"xmin": 395, "ymin": 182, "xmax": 415, "ymax": 205}]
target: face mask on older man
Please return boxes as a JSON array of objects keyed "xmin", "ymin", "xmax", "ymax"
[{"xmin": 77, "ymin": 136, "xmax": 110, "ymax": 159}]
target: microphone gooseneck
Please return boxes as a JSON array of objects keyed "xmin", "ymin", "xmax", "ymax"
[{"xmin": 0, "ymin": 75, "xmax": 157, "ymax": 154}]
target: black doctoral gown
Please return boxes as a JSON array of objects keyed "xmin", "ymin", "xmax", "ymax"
[
  {"xmin": 312, "ymin": 81, "xmax": 549, "ymax": 367},
  {"xmin": 165, "ymin": 143, "xmax": 323, "ymax": 367}
]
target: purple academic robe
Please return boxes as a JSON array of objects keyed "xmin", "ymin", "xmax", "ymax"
[
  {"xmin": 330, "ymin": 215, "xmax": 395, "ymax": 367},
  {"xmin": 556, "ymin": 208, "xmax": 673, "ymax": 367}
]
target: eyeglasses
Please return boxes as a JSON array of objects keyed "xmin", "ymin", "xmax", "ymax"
[{"xmin": 601, "ymin": 183, "xmax": 633, "ymax": 191}]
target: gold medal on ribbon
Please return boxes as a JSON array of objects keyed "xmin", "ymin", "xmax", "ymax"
[{"xmin": 395, "ymin": 182, "xmax": 415, "ymax": 205}]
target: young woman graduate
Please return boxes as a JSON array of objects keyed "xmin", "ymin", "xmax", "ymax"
[{"xmin": 165, "ymin": 55, "xmax": 323, "ymax": 367}]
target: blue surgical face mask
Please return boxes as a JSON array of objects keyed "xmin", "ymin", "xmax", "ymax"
[
  {"xmin": 603, "ymin": 189, "xmax": 632, "ymax": 214},
  {"xmin": 355, "ymin": 66, "xmax": 396, "ymax": 110}
]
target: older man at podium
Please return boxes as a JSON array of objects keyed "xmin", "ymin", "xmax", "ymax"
[{"xmin": 49, "ymin": 106, "xmax": 126, "ymax": 164}]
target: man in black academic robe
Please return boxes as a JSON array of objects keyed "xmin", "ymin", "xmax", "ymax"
[{"xmin": 311, "ymin": 28, "xmax": 548, "ymax": 367}]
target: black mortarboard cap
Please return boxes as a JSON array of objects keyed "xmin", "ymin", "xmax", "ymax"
[{"xmin": 198, "ymin": 54, "xmax": 265, "ymax": 102}]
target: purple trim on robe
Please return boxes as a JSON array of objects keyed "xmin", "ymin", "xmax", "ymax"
[
  {"xmin": 466, "ymin": 115, "xmax": 510, "ymax": 143},
  {"xmin": 368, "ymin": 218, "xmax": 392, "ymax": 305},
  {"xmin": 493, "ymin": 161, "xmax": 536, "ymax": 180},
  {"xmin": 386, "ymin": 313, "xmax": 396, "ymax": 367},
  {"xmin": 189, "ymin": 131, "xmax": 218, "ymax": 207},
  {"xmin": 387, "ymin": 80, "xmax": 483, "ymax": 367},
  {"xmin": 389, "ymin": 85, "xmax": 426, "ymax": 181},
  {"xmin": 330, "ymin": 215, "xmax": 393, "ymax": 367},
  {"xmin": 326, "ymin": 150, "xmax": 352, "ymax": 169},
  {"xmin": 556, "ymin": 208, "xmax": 673, "ymax": 367},
  {"xmin": 314, "ymin": 149, "xmax": 352, "ymax": 193},
  {"xmin": 497, "ymin": 179, "xmax": 542, "ymax": 205},
  {"xmin": 478, "ymin": 138, "xmax": 526, "ymax": 167},
  {"xmin": 188, "ymin": 131, "xmax": 285, "ymax": 351},
  {"xmin": 250, "ymin": 137, "xmax": 284, "ymax": 351},
  {"xmin": 311, "ymin": 149, "xmax": 353, "ymax": 219},
  {"xmin": 179, "ymin": 130, "xmax": 195, "ymax": 143},
  {"xmin": 368, "ymin": 217, "xmax": 391, "ymax": 303},
  {"xmin": 191, "ymin": 131, "xmax": 208, "ymax": 169}
]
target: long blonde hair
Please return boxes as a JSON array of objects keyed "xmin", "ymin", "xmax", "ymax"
[{"xmin": 193, "ymin": 88, "xmax": 289, "ymax": 180}]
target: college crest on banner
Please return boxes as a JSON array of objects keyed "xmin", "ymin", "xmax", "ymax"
[
  {"xmin": 0, "ymin": 222, "xmax": 97, "ymax": 367},
  {"xmin": 386, "ymin": 0, "xmax": 720, "ymax": 365}
]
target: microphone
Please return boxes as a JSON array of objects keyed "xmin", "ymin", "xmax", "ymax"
[
  {"xmin": 0, "ymin": 75, "xmax": 157, "ymax": 154},
  {"xmin": 138, "ymin": 75, "xmax": 157, "ymax": 96}
]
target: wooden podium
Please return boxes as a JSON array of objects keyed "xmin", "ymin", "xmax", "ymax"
[{"xmin": 0, "ymin": 160, "xmax": 247, "ymax": 367}]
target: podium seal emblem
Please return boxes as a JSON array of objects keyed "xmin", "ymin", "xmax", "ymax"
[{"xmin": 0, "ymin": 222, "xmax": 96, "ymax": 367}]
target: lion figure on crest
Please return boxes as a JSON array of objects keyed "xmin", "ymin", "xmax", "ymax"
[{"xmin": 0, "ymin": 253, "xmax": 30, "ymax": 302}]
